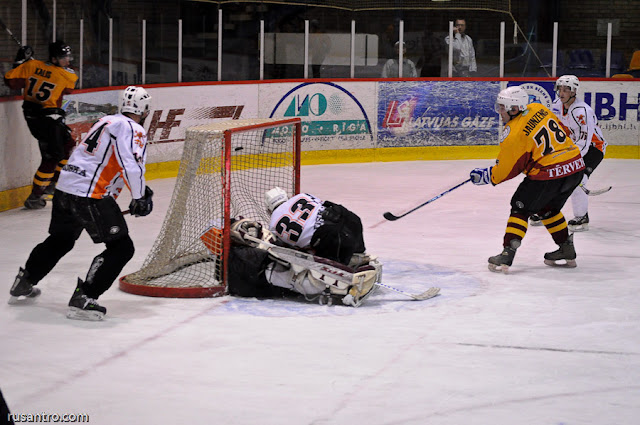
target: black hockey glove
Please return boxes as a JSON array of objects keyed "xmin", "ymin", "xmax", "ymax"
[
  {"xmin": 13, "ymin": 46, "xmax": 34, "ymax": 68},
  {"xmin": 129, "ymin": 186, "xmax": 154, "ymax": 217},
  {"xmin": 320, "ymin": 201, "xmax": 342, "ymax": 224}
]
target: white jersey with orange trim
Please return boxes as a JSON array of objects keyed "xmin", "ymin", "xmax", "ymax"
[
  {"xmin": 56, "ymin": 114, "xmax": 147, "ymax": 200},
  {"xmin": 269, "ymin": 193, "xmax": 326, "ymax": 249},
  {"xmin": 551, "ymin": 98, "xmax": 608, "ymax": 157}
]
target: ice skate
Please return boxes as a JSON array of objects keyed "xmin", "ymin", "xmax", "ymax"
[
  {"xmin": 568, "ymin": 213, "xmax": 589, "ymax": 232},
  {"xmin": 488, "ymin": 240, "xmax": 520, "ymax": 273},
  {"xmin": 529, "ymin": 214, "xmax": 543, "ymax": 227},
  {"xmin": 42, "ymin": 184, "xmax": 56, "ymax": 202},
  {"xmin": 8, "ymin": 268, "xmax": 41, "ymax": 304},
  {"xmin": 23, "ymin": 193, "xmax": 46, "ymax": 210},
  {"xmin": 544, "ymin": 234, "xmax": 577, "ymax": 268},
  {"xmin": 67, "ymin": 278, "xmax": 106, "ymax": 321}
]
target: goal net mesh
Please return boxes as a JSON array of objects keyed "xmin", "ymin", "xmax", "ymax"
[{"xmin": 120, "ymin": 118, "xmax": 301, "ymax": 298}]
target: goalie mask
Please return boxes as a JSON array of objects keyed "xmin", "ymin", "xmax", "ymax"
[
  {"xmin": 120, "ymin": 86, "xmax": 152, "ymax": 116},
  {"xmin": 555, "ymin": 75, "xmax": 579, "ymax": 95},
  {"xmin": 265, "ymin": 187, "xmax": 288, "ymax": 213},
  {"xmin": 494, "ymin": 86, "xmax": 529, "ymax": 116}
]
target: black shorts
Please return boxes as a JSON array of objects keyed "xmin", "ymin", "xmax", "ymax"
[
  {"xmin": 510, "ymin": 171, "xmax": 584, "ymax": 215},
  {"xmin": 23, "ymin": 103, "xmax": 73, "ymax": 162},
  {"xmin": 50, "ymin": 190, "xmax": 129, "ymax": 243},
  {"xmin": 310, "ymin": 202, "xmax": 365, "ymax": 264}
]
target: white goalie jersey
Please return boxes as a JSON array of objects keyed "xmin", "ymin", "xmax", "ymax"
[
  {"xmin": 57, "ymin": 114, "xmax": 148, "ymax": 200},
  {"xmin": 269, "ymin": 193, "xmax": 325, "ymax": 249},
  {"xmin": 551, "ymin": 98, "xmax": 608, "ymax": 157}
]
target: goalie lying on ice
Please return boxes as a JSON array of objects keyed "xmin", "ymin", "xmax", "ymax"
[{"xmin": 227, "ymin": 218, "xmax": 382, "ymax": 307}]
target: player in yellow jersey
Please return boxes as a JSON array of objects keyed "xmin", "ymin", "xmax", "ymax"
[
  {"xmin": 469, "ymin": 86, "xmax": 585, "ymax": 272},
  {"xmin": 4, "ymin": 41, "xmax": 78, "ymax": 209}
]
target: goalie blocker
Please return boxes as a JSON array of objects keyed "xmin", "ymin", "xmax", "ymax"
[{"xmin": 228, "ymin": 219, "xmax": 382, "ymax": 307}]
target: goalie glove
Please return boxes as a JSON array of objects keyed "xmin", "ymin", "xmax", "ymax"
[
  {"xmin": 129, "ymin": 186, "xmax": 153, "ymax": 217},
  {"xmin": 230, "ymin": 218, "xmax": 262, "ymax": 245},
  {"xmin": 13, "ymin": 46, "xmax": 34, "ymax": 68},
  {"xmin": 470, "ymin": 166, "xmax": 493, "ymax": 185}
]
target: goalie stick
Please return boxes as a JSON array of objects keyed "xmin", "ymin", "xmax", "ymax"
[
  {"xmin": 580, "ymin": 183, "xmax": 612, "ymax": 196},
  {"xmin": 383, "ymin": 178, "xmax": 471, "ymax": 221},
  {"xmin": 244, "ymin": 235, "xmax": 440, "ymax": 301}
]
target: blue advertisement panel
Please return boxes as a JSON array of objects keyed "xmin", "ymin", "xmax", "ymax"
[
  {"xmin": 507, "ymin": 81, "xmax": 556, "ymax": 107},
  {"xmin": 377, "ymin": 81, "xmax": 501, "ymax": 147}
]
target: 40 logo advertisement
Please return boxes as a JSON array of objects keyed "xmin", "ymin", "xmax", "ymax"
[{"xmin": 269, "ymin": 82, "xmax": 373, "ymax": 143}]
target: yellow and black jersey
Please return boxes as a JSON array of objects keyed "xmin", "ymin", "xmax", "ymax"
[
  {"xmin": 4, "ymin": 59, "xmax": 77, "ymax": 108},
  {"xmin": 491, "ymin": 102, "xmax": 585, "ymax": 185}
]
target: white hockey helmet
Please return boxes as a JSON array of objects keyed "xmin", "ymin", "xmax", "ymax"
[
  {"xmin": 120, "ymin": 86, "xmax": 152, "ymax": 116},
  {"xmin": 555, "ymin": 74, "xmax": 579, "ymax": 94},
  {"xmin": 265, "ymin": 187, "xmax": 288, "ymax": 213},
  {"xmin": 494, "ymin": 86, "xmax": 529, "ymax": 114}
]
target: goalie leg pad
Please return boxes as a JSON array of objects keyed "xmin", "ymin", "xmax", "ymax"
[
  {"xmin": 342, "ymin": 264, "xmax": 381, "ymax": 307},
  {"xmin": 266, "ymin": 264, "xmax": 326, "ymax": 296}
]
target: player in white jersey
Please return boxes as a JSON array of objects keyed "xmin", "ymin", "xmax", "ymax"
[
  {"xmin": 551, "ymin": 75, "xmax": 607, "ymax": 231},
  {"xmin": 8, "ymin": 86, "xmax": 154, "ymax": 321},
  {"xmin": 266, "ymin": 187, "xmax": 366, "ymax": 265}
]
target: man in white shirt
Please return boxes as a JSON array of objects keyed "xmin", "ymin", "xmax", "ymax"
[
  {"xmin": 9, "ymin": 86, "xmax": 154, "ymax": 321},
  {"xmin": 381, "ymin": 41, "xmax": 418, "ymax": 78},
  {"xmin": 444, "ymin": 18, "xmax": 477, "ymax": 77}
]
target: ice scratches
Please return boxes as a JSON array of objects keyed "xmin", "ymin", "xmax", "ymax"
[{"xmin": 456, "ymin": 342, "xmax": 640, "ymax": 356}]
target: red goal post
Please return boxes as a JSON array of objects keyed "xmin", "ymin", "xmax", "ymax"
[{"xmin": 119, "ymin": 117, "xmax": 302, "ymax": 298}]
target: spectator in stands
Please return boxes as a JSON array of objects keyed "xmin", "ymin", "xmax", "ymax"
[
  {"xmin": 381, "ymin": 41, "xmax": 418, "ymax": 78},
  {"xmin": 444, "ymin": 18, "xmax": 477, "ymax": 77},
  {"xmin": 419, "ymin": 30, "xmax": 444, "ymax": 77}
]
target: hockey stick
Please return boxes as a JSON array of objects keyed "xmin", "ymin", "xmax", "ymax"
[
  {"xmin": 383, "ymin": 178, "xmax": 471, "ymax": 221},
  {"xmin": 374, "ymin": 282, "xmax": 440, "ymax": 300},
  {"xmin": 244, "ymin": 235, "xmax": 440, "ymax": 301},
  {"xmin": 580, "ymin": 183, "xmax": 612, "ymax": 196},
  {"xmin": 0, "ymin": 17, "xmax": 22, "ymax": 47}
]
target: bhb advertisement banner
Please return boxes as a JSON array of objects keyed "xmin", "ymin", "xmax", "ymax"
[
  {"xmin": 377, "ymin": 81, "xmax": 501, "ymax": 147},
  {"xmin": 508, "ymin": 80, "xmax": 639, "ymax": 146}
]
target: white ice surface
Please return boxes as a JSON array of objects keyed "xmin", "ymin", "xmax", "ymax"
[{"xmin": 1, "ymin": 159, "xmax": 639, "ymax": 425}]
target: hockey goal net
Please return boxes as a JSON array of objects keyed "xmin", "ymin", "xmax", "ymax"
[{"xmin": 119, "ymin": 118, "xmax": 301, "ymax": 298}]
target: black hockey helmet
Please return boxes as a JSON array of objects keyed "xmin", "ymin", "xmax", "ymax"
[{"xmin": 49, "ymin": 40, "xmax": 73, "ymax": 61}]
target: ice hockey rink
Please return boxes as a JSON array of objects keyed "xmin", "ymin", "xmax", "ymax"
[{"xmin": 1, "ymin": 158, "xmax": 639, "ymax": 425}]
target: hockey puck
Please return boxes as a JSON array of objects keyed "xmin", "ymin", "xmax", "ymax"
[{"xmin": 234, "ymin": 146, "xmax": 244, "ymax": 151}]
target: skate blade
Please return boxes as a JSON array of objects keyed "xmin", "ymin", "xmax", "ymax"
[
  {"xmin": 488, "ymin": 263, "xmax": 510, "ymax": 274},
  {"xmin": 66, "ymin": 307, "xmax": 105, "ymax": 321},
  {"xmin": 529, "ymin": 221, "xmax": 544, "ymax": 227},
  {"xmin": 543, "ymin": 259, "xmax": 577, "ymax": 268},
  {"xmin": 7, "ymin": 289, "xmax": 41, "ymax": 305},
  {"xmin": 8, "ymin": 295, "xmax": 38, "ymax": 305},
  {"xmin": 568, "ymin": 224, "xmax": 588, "ymax": 232}
]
